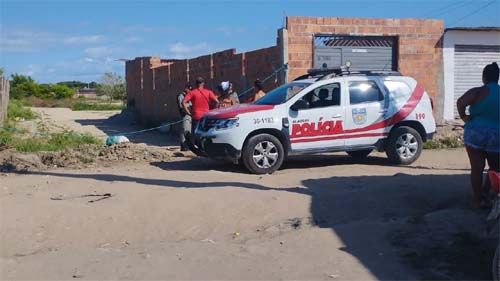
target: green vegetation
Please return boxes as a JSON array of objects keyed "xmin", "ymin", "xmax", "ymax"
[
  {"xmin": 1, "ymin": 99, "xmax": 101, "ymax": 152},
  {"xmin": 0, "ymin": 124, "xmax": 100, "ymax": 152},
  {"xmin": 12, "ymin": 131, "xmax": 100, "ymax": 152},
  {"xmin": 71, "ymin": 101, "xmax": 125, "ymax": 111},
  {"xmin": 97, "ymin": 72, "xmax": 126, "ymax": 102},
  {"xmin": 9, "ymin": 73, "xmax": 126, "ymax": 110},
  {"xmin": 423, "ymin": 137, "xmax": 463, "ymax": 149},
  {"xmin": 7, "ymin": 99, "xmax": 37, "ymax": 120},
  {"xmin": 57, "ymin": 81, "xmax": 98, "ymax": 89},
  {"xmin": 10, "ymin": 74, "xmax": 75, "ymax": 100}
]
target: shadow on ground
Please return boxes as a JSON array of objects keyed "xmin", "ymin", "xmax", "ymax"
[
  {"xmin": 22, "ymin": 167, "xmax": 496, "ymax": 280},
  {"xmin": 75, "ymin": 110, "xmax": 178, "ymax": 147},
  {"xmin": 152, "ymin": 153, "xmax": 469, "ymax": 173}
]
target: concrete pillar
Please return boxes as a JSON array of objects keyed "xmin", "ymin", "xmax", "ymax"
[{"xmin": 278, "ymin": 28, "xmax": 288, "ymax": 84}]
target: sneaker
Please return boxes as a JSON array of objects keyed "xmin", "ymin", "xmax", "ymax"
[{"xmin": 180, "ymin": 144, "xmax": 189, "ymax": 151}]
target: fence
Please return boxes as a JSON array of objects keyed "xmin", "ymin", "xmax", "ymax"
[{"xmin": 0, "ymin": 76, "xmax": 9, "ymax": 127}]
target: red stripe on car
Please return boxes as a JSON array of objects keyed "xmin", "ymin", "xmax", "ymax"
[
  {"xmin": 343, "ymin": 84, "xmax": 425, "ymax": 134},
  {"xmin": 290, "ymin": 133, "xmax": 387, "ymax": 144},
  {"xmin": 204, "ymin": 104, "xmax": 275, "ymax": 119}
]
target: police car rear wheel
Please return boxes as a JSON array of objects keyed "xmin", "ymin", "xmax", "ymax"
[
  {"xmin": 242, "ymin": 134, "xmax": 284, "ymax": 174},
  {"xmin": 347, "ymin": 149, "xmax": 372, "ymax": 158},
  {"xmin": 386, "ymin": 126, "xmax": 422, "ymax": 165}
]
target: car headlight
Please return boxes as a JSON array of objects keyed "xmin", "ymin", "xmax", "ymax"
[{"xmin": 214, "ymin": 118, "xmax": 239, "ymax": 130}]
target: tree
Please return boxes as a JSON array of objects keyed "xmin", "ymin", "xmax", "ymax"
[
  {"xmin": 0, "ymin": 68, "xmax": 4, "ymax": 76},
  {"xmin": 51, "ymin": 84, "xmax": 74, "ymax": 99},
  {"xmin": 97, "ymin": 72, "xmax": 125, "ymax": 101},
  {"xmin": 10, "ymin": 74, "xmax": 40, "ymax": 99}
]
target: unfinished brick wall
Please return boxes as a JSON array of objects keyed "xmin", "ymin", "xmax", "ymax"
[
  {"xmin": 126, "ymin": 45, "xmax": 283, "ymax": 124},
  {"xmin": 286, "ymin": 16, "xmax": 444, "ymax": 101}
]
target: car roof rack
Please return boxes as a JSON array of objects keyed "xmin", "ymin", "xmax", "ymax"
[{"xmin": 293, "ymin": 67, "xmax": 401, "ymax": 81}]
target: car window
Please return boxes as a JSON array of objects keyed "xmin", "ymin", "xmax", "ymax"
[
  {"xmin": 348, "ymin": 80, "xmax": 384, "ymax": 105},
  {"xmin": 301, "ymin": 83, "xmax": 341, "ymax": 109},
  {"xmin": 254, "ymin": 82, "xmax": 311, "ymax": 105},
  {"xmin": 384, "ymin": 81, "xmax": 411, "ymax": 102}
]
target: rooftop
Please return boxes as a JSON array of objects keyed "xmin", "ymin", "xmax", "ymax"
[{"xmin": 445, "ymin": 26, "xmax": 500, "ymax": 32}]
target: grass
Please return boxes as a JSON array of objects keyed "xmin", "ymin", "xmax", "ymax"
[
  {"xmin": 423, "ymin": 137, "xmax": 463, "ymax": 149},
  {"xmin": 7, "ymin": 99, "xmax": 37, "ymax": 120},
  {"xmin": 12, "ymin": 131, "xmax": 101, "ymax": 152},
  {"xmin": 1, "ymin": 130, "xmax": 101, "ymax": 152},
  {"xmin": 22, "ymin": 96, "xmax": 125, "ymax": 111},
  {"xmin": 1, "ymin": 99, "xmax": 101, "ymax": 152},
  {"xmin": 71, "ymin": 101, "xmax": 125, "ymax": 111}
]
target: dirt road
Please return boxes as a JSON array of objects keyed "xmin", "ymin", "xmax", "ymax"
[{"xmin": 0, "ymin": 148, "xmax": 496, "ymax": 280}]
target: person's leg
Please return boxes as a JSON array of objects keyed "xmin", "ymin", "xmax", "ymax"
[
  {"xmin": 486, "ymin": 152, "xmax": 500, "ymax": 172},
  {"xmin": 483, "ymin": 151, "xmax": 500, "ymax": 194},
  {"xmin": 185, "ymin": 115, "xmax": 192, "ymax": 136},
  {"xmin": 191, "ymin": 119, "xmax": 199, "ymax": 134},
  {"xmin": 465, "ymin": 145, "xmax": 487, "ymax": 207},
  {"xmin": 179, "ymin": 116, "xmax": 187, "ymax": 145}
]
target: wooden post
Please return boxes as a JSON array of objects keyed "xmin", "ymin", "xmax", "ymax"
[{"xmin": 0, "ymin": 77, "xmax": 10, "ymax": 127}]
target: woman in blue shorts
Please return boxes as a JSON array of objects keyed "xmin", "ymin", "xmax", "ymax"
[{"xmin": 457, "ymin": 62, "xmax": 500, "ymax": 208}]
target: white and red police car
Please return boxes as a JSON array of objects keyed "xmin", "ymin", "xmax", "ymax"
[{"xmin": 191, "ymin": 68, "xmax": 436, "ymax": 174}]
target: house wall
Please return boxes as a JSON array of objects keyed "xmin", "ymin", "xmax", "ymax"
[
  {"xmin": 126, "ymin": 45, "xmax": 284, "ymax": 124},
  {"xmin": 442, "ymin": 30, "xmax": 500, "ymax": 120},
  {"xmin": 285, "ymin": 16, "xmax": 444, "ymax": 120},
  {"xmin": 126, "ymin": 16, "xmax": 449, "ymax": 124}
]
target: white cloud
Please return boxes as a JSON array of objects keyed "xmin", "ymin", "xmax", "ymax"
[
  {"xmin": 125, "ymin": 36, "xmax": 144, "ymax": 43},
  {"xmin": 63, "ymin": 35, "xmax": 104, "ymax": 44},
  {"xmin": 0, "ymin": 26, "xmax": 105, "ymax": 52},
  {"xmin": 84, "ymin": 46, "xmax": 114, "ymax": 59},
  {"xmin": 168, "ymin": 42, "xmax": 217, "ymax": 59}
]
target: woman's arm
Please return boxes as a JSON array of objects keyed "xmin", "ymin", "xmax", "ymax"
[{"xmin": 457, "ymin": 87, "xmax": 484, "ymax": 123}]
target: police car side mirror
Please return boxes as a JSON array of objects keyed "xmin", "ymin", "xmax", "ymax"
[{"xmin": 291, "ymin": 99, "xmax": 309, "ymax": 111}]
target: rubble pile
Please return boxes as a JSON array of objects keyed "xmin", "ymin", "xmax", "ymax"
[{"xmin": 0, "ymin": 143, "xmax": 174, "ymax": 171}]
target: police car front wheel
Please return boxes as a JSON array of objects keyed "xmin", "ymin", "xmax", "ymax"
[
  {"xmin": 242, "ymin": 134, "xmax": 284, "ymax": 174},
  {"xmin": 386, "ymin": 126, "xmax": 423, "ymax": 165}
]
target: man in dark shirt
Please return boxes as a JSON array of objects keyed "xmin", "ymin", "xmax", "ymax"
[
  {"xmin": 182, "ymin": 77, "xmax": 219, "ymax": 131},
  {"xmin": 176, "ymin": 82, "xmax": 192, "ymax": 151}
]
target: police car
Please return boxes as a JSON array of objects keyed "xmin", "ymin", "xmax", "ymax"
[{"xmin": 191, "ymin": 67, "xmax": 436, "ymax": 174}]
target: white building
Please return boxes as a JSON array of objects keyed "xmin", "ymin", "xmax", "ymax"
[{"xmin": 442, "ymin": 27, "xmax": 500, "ymax": 120}]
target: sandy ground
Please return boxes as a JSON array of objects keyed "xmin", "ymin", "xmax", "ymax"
[
  {"xmin": 0, "ymin": 108, "xmax": 497, "ymax": 280},
  {"xmin": 0, "ymin": 149, "xmax": 497, "ymax": 280},
  {"xmin": 28, "ymin": 107, "xmax": 175, "ymax": 146}
]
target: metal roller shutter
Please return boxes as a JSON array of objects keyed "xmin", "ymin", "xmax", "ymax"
[
  {"xmin": 454, "ymin": 44, "xmax": 500, "ymax": 117},
  {"xmin": 314, "ymin": 35, "xmax": 397, "ymax": 71}
]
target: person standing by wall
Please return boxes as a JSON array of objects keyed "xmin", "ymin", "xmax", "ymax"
[
  {"xmin": 176, "ymin": 82, "xmax": 192, "ymax": 151},
  {"xmin": 221, "ymin": 81, "xmax": 240, "ymax": 104},
  {"xmin": 218, "ymin": 81, "xmax": 238, "ymax": 108},
  {"xmin": 246, "ymin": 79, "xmax": 266, "ymax": 103},
  {"xmin": 457, "ymin": 62, "xmax": 500, "ymax": 208},
  {"xmin": 182, "ymin": 77, "xmax": 219, "ymax": 131}
]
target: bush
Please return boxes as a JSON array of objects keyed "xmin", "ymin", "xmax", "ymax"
[
  {"xmin": 7, "ymin": 99, "xmax": 37, "ymax": 120},
  {"xmin": 71, "ymin": 101, "xmax": 124, "ymax": 111},
  {"xmin": 7, "ymin": 131, "xmax": 101, "ymax": 152},
  {"xmin": 423, "ymin": 137, "xmax": 463, "ymax": 149}
]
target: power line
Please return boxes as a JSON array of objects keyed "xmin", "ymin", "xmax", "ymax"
[
  {"xmin": 448, "ymin": 0, "xmax": 498, "ymax": 26},
  {"xmin": 428, "ymin": 0, "xmax": 469, "ymax": 18}
]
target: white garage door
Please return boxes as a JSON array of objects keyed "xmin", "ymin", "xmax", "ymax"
[{"xmin": 454, "ymin": 45, "xmax": 500, "ymax": 117}]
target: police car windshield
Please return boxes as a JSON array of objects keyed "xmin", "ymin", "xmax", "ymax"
[{"xmin": 254, "ymin": 82, "xmax": 311, "ymax": 105}]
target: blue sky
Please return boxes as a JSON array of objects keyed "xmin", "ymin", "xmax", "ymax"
[{"xmin": 1, "ymin": 0, "xmax": 499, "ymax": 83}]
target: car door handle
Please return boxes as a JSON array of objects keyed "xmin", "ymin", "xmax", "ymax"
[
  {"xmin": 332, "ymin": 114, "xmax": 342, "ymax": 118},
  {"xmin": 379, "ymin": 110, "xmax": 387, "ymax": 113}
]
